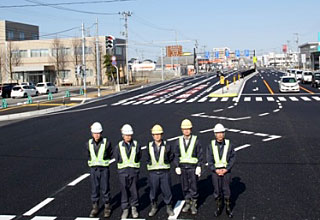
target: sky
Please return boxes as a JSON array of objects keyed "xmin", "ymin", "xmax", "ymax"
[{"xmin": 1, "ymin": 0, "xmax": 320, "ymax": 60}]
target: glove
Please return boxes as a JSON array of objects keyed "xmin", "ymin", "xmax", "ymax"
[
  {"xmin": 195, "ymin": 166, "xmax": 201, "ymax": 177},
  {"xmin": 175, "ymin": 167, "xmax": 181, "ymax": 175}
]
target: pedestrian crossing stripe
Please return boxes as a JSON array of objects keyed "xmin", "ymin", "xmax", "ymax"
[
  {"xmin": 0, "ymin": 216, "xmax": 15, "ymax": 220},
  {"xmin": 113, "ymin": 96, "xmax": 320, "ymax": 106}
]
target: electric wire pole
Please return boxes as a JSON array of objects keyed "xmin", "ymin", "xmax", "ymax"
[
  {"xmin": 122, "ymin": 11, "xmax": 132, "ymax": 85},
  {"xmin": 81, "ymin": 22, "xmax": 87, "ymax": 98},
  {"xmin": 95, "ymin": 18, "xmax": 101, "ymax": 97}
]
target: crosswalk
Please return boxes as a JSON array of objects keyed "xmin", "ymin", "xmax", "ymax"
[{"xmin": 112, "ymin": 96, "xmax": 320, "ymax": 106}]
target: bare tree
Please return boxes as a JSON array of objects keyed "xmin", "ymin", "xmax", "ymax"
[
  {"xmin": 0, "ymin": 47, "xmax": 4, "ymax": 84},
  {"xmin": 4, "ymin": 41, "xmax": 21, "ymax": 83},
  {"xmin": 71, "ymin": 38, "xmax": 82, "ymax": 86},
  {"xmin": 51, "ymin": 38, "xmax": 66, "ymax": 86}
]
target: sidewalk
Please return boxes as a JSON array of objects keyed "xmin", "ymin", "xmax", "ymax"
[{"xmin": 208, "ymin": 71, "xmax": 258, "ymax": 98}]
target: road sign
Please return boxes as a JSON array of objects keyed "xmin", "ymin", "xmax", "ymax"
[
  {"xmin": 225, "ymin": 50, "xmax": 229, "ymax": 58},
  {"xmin": 235, "ymin": 50, "xmax": 240, "ymax": 58},
  {"xmin": 215, "ymin": 51, "xmax": 219, "ymax": 58},
  {"xmin": 112, "ymin": 61, "xmax": 117, "ymax": 65},
  {"xmin": 253, "ymin": 56, "xmax": 257, "ymax": 64},
  {"xmin": 245, "ymin": 50, "xmax": 250, "ymax": 57},
  {"xmin": 205, "ymin": 51, "xmax": 210, "ymax": 59},
  {"xmin": 318, "ymin": 32, "xmax": 320, "ymax": 51}
]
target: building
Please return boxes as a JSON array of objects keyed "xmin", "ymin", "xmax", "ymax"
[
  {"xmin": 260, "ymin": 52, "xmax": 298, "ymax": 68},
  {"xmin": 299, "ymin": 42, "xmax": 320, "ymax": 70},
  {"xmin": 0, "ymin": 20, "xmax": 127, "ymax": 85}
]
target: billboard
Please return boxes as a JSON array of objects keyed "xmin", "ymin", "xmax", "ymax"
[{"xmin": 166, "ymin": 45, "xmax": 183, "ymax": 57}]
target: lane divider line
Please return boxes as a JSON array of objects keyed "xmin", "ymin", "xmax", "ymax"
[
  {"xmin": 23, "ymin": 198, "xmax": 55, "ymax": 216},
  {"xmin": 168, "ymin": 200, "xmax": 185, "ymax": 220},
  {"xmin": 263, "ymin": 80, "xmax": 274, "ymax": 95},
  {"xmin": 67, "ymin": 173, "xmax": 90, "ymax": 186},
  {"xmin": 299, "ymin": 86, "xmax": 314, "ymax": 94}
]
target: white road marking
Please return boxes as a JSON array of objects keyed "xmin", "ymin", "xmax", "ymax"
[
  {"xmin": 200, "ymin": 128, "xmax": 214, "ymax": 133},
  {"xmin": 240, "ymin": 131, "xmax": 254, "ymax": 135},
  {"xmin": 168, "ymin": 200, "xmax": 185, "ymax": 220},
  {"xmin": 279, "ymin": 106, "xmax": 283, "ymax": 109},
  {"xmin": 244, "ymin": 97, "xmax": 251, "ymax": 102},
  {"xmin": 167, "ymin": 136, "xmax": 180, "ymax": 141},
  {"xmin": 213, "ymin": 109, "xmax": 223, "ymax": 112},
  {"xmin": 0, "ymin": 216, "xmax": 16, "ymax": 220},
  {"xmin": 153, "ymin": 99, "xmax": 166, "ymax": 104},
  {"xmin": 31, "ymin": 217, "xmax": 56, "ymax": 220},
  {"xmin": 263, "ymin": 135, "xmax": 282, "ymax": 142},
  {"xmin": 232, "ymin": 97, "xmax": 239, "ymax": 102},
  {"xmin": 221, "ymin": 97, "xmax": 229, "ymax": 102},
  {"xmin": 164, "ymin": 99, "xmax": 176, "ymax": 104},
  {"xmin": 259, "ymin": 112, "xmax": 270, "ymax": 116},
  {"xmin": 209, "ymin": 97, "xmax": 218, "ymax": 102},
  {"xmin": 75, "ymin": 218, "xmax": 99, "ymax": 220},
  {"xmin": 278, "ymin": 97, "xmax": 286, "ymax": 101},
  {"xmin": 141, "ymin": 146, "xmax": 147, "ymax": 150},
  {"xmin": 143, "ymin": 99, "xmax": 157, "ymax": 105},
  {"xmin": 234, "ymin": 144, "xmax": 251, "ymax": 151},
  {"xmin": 122, "ymin": 100, "xmax": 136, "ymax": 105},
  {"xmin": 228, "ymin": 106, "xmax": 234, "ymax": 109},
  {"xmin": 68, "ymin": 173, "xmax": 90, "ymax": 186},
  {"xmin": 23, "ymin": 198, "xmax": 55, "ymax": 216},
  {"xmin": 186, "ymin": 98, "xmax": 197, "ymax": 103},
  {"xmin": 273, "ymin": 109, "xmax": 280, "ymax": 112},
  {"xmin": 256, "ymin": 97, "xmax": 263, "ymax": 101},
  {"xmin": 312, "ymin": 96, "xmax": 320, "ymax": 101},
  {"xmin": 301, "ymin": 96, "xmax": 311, "ymax": 101},
  {"xmin": 132, "ymin": 100, "xmax": 145, "ymax": 105},
  {"xmin": 227, "ymin": 129, "xmax": 240, "ymax": 132},
  {"xmin": 254, "ymin": 133, "xmax": 269, "ymax": 137},
  {"xmin": 198, "ymin": 97, "xmax": 207, "ymax": 102},
  {"xmin": 176, "ymin": 99, "xmax": 186, "ymax": 103},
  {"xmin": 289, "ymin": 97, "xmax": 299, "ymax": 101}
]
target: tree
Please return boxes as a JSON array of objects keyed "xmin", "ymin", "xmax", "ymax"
[
  {"xmin": 4, "ymin": 41, "xmax": 21, "ymax": 83},
  {"xmin": 103, "ymin": 54, "xmax": 116, "ymax": 83},
  {"xmin": 71, "ymin": 38, "xmax": 82, "ymax": 86},
  {"xmin": 51, "ymin": 38, "xmax": 66, "ymax": 86}
]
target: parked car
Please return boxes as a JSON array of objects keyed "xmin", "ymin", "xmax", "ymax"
[
  {"xmin": 311, "ymin": 71, "xmax": 320, "ymax": 88},
  {"xmin": 11, "ymin": 85, "xmax": 38, "ymax": 98},
  {"xmin": 301, "ymin": 71, "xmax": 313, "ymax": 84},
  {"xmin": 36, "ymin": 82, "xmax": 58, "ymax": 94},
  {"xmin": 0, "ymin": 83, "xmax": 18, "ymax": 98},
  {"xmin": 279, "ymin": 76, "xmax": 300, "ymax": 93}
]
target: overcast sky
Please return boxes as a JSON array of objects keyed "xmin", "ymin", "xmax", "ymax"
[{"xmin": 1, "ymin": 0, "xmax": 320, "ymax": 59}]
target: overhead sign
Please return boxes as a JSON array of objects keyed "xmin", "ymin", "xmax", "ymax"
[
  {"xmin": 318, "ymin": 32, "xmax": 320, "ymax": 51},
  {"xmin": 166, "ymin": 45, "xmax": 183, "ymax": 57},
  {"xmin": 205, "ymin": 51, "xmax": 210, "ymax": 59},
  {"xmin": 235, "ymin": 50, "xmax": 240, "ymax": 58},
  {"xmin": 215, "ymin": 51, "xmax": 219, "ymax": 58},
  {"xmin": 225, "ymin": 50, "xmax": 229, "ymax": 58},
  {"xmin": 244, "ymin": 50, "xmax": 250, "ymax": 57}
]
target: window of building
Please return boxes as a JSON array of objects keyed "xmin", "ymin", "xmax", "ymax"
[
  {"xmin": 60, "ymin": 70, "xmax": 71, "ymax": 79},
  {"xmin": 115, "ymin": 46, "xmax": 123, "ymax": 55},
  {"xmin": 19, "ymin": 32, "xmax": 25, "ymax": 40},
  {"xmin": 85, "ymin": 69, "xmax": 93, "ymax": 77},
  {"xmin": 61, "ymin": 48, "xmax": 71, "ymax": 55},
  {"xmin": 33, "ymin": 34, "xmax": 38, "ymax": 40},
  {"xmin": 19, "ymin": 50, "xmax": 28, "ymax": 58},
  {"xmin": 7, "ymin": 30, "xmax": 14, "ymax": 40},
  {"xmin": 31, "ymin": 49, "xmax": 49, "ymax": 57},
  {"xmin": 76, "ymin": 47, "xmax": 92, "ymax": 55},
  {"xmin": 31, "ymin": 49, "xmax": 40, "ymax": 57},
  {"xmin": 40, "ymin": 49, "xmax": 49, "ymax": 57}
]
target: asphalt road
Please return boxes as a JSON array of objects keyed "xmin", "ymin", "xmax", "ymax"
[{"xmin": 1, "ymin": 68, "xmax": 319, "ymax": 220}]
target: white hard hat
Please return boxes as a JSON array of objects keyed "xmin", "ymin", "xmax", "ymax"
[
  {"xmin": 121, "ymin": 124, "xmax": 134, "ymax": 135},
  {"xmin": 181, "ymin": 119, "xmax": 192, "ymax": 129},
  {"xmin": 91, "ymin": 122, "xmax": 103, "ymax": 133},
  {"xmin": 214, "ymin": 123, "xmax": 226, "ymax": 133}
]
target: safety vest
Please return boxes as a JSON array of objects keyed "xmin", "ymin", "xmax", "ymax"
[
  {"xmin": 179, "ymin": 135, "xmax": 198, "ymax": 164},
  {"xmin": 211, "ymin": 139, "xmax": 230, "ymax": 168},
  {"xmin": 117, "ymin": 140, "xmax": 140, "ymax": 169},
  {"xmin": 147, "ymin": 141, "xmax": 170, "ymax": 171},
  {"xmin": 88, "ymin": 138, "xmax": 110, "ymax": 167}
]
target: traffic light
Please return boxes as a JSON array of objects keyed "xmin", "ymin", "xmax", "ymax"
[{"xmin": 106, "ymin": 35, "xmax": 115, "ymax": 50}]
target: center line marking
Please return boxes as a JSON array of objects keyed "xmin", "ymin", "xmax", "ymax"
[
  {"xmin": 23, "ymin": 198, "xmax": 55, "ymax": 216},
  {"xmin": 68, "ymin": 173, "xmax": 90, "ymax": 186}
]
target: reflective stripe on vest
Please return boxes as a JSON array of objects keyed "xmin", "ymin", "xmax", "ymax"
[
  {"xmin": 147, "ymin": 141, "xmax": 170, "ymax": 171},
  {"xmin": 88, "ymin": 138, "xmax": 109, "ymax": 167},
  {"xmin": 117, "ymin": 140, "xmax": 140, "ymax": 169},
  {"xmin": 212, "ymin": 139, "xmax": 230, "ymax": 168},
  {"xmin": 179, "ymin": 135, "xmax": 198, "ymax": 164}
]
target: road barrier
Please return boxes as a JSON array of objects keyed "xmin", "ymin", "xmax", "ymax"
[
  {"xmin": 65, "ymin": 90, "xmax": 70, "ymax": 98},
  {"xmin": 48, "ymin": 92, "xmax": 53, "ymax": 101},
  {"xmin": 80, "ymin": 88, "xmax": 84, "ymax": 95},
  {"xmin": 1, "ymin": 99, "xmax": 8, "ymax": 108},
  {"xmin": 27, "ymin": 96, "xmax": 33, "ymax": 104}
]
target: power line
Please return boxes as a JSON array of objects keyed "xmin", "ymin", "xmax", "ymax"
[
  {"xmin": 24, "ymin": 0, "xmax": 121, "ymax": 15},
  {"xmin": 0, "ymin": 0, "xmax": 133, "ymax": 8}
]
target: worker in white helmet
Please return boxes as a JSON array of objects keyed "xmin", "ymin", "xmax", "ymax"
[
  {"xmin": 174, "ymin": 119, "xmax": 203, "ymax": 215},
  {"xmin": 87, "ymin": 122, "xmax": 113, "ymax": 218},
  {"xmin": 207, "ymin": 123, "xmax": 236, "ymax": 218},
  {"xmin": 114, "ymin": 124, "xmax": 142, "ymax": 219},
  {"xmin": 146, "ymin": 124, "xmax": 174, "ymax": 217}
]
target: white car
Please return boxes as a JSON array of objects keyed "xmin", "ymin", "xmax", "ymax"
[
  {"xmin": 36, "ymin": 82, "xmax": 58, "ymax": 94},
  {"xmin": 11, "ymin": 85, "xmax": 38, "ymax": 98},
  {"xmin": 279, "ymin": 76, "xmax": 300, "ymax": 93},
  {"xmin": 301, "ymin": 71, "xmax": 313, "ymax": 84}
]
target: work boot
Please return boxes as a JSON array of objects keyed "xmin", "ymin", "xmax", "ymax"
[
  {"xmin": 104, "ymin": 203, "xmax": 111, "ymax": 218},
  {"xmin": 225, "ymin": 199, "xmax": 233, "ymax": 218},
  {"xmin": 166, "ymin": 204, "xmax": 174, "ymax": 216},
  {"xmin": 190, "ymin": 199, "xmax": 198, "ymax": 215},
  {"xmin": 214, "ymin": 197, "xmax": 223, "ymax": 217},
  {"xmin": 148, "ymin": 201, "xmax": 158, "ymax": 217},
  {"xmin": 89, "ymin": 202, "xmax": 99, "ymax": 217},
  {"xmin": 182, "ymin": 199, "xmax": 191, "ymax": 212},
  {"xmin": 121, "ymin": 209, "xmax": 129, "ymax": 219},
  {"xmin": 131, "ymin": 206, "xmax": 139, "ymax": 218}
]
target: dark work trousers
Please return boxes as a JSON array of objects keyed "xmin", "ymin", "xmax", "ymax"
[
  {"xmin": 181, "ymin": 168, "xmax": 198, "ymax": 200},
  {"xmin": 119, "ymin": 173, "xmax": 139, "ymax": 210},
  {"xmin": 212, "ymin": 172, "xmax": 231, "ymax": 199},
  {"xmin": 90, "ymin": 167, "xmax": 110, "ymax": 204},
  {"xmin": 149, "ymin": 171, "xmax": 172, "ymax": 205}
]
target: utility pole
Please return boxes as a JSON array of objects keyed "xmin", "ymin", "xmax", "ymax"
[
  {"xmin": 160, "ymin": 48, "xmax": 164, "ymax": 81},
  {"xmin": 122, "ymin": 11, "xmax": 132, "ymax": 85},
  {"xmin": 194, "ymin": 40, "xmax": 199, "ymax": 75},
  {"xmin": 95, "ymin": 18, "xmax": 101, "ymax": 97},
  {"xmin": 81, "ymin": 22, "xmax": 87, "ymax": 98}
]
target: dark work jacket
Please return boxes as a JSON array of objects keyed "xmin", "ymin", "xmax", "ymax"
[
  {"xmin": 86, "ymin": 137, "xmax": 113, "ymax": 168},
  {"xmin": 206, "ymin": 139, "xmax": 236, "ymax": 172},
  {"xmin": 173, "ymin": 135, "xmax": 203, "ymax": 169},
  {"xmin": 145, "ymin": 140, "xmax": 174, "ymax": 174},
  {"xmin": 114, "ymin": 139, "xmax": 142, "ymax": 175}
]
